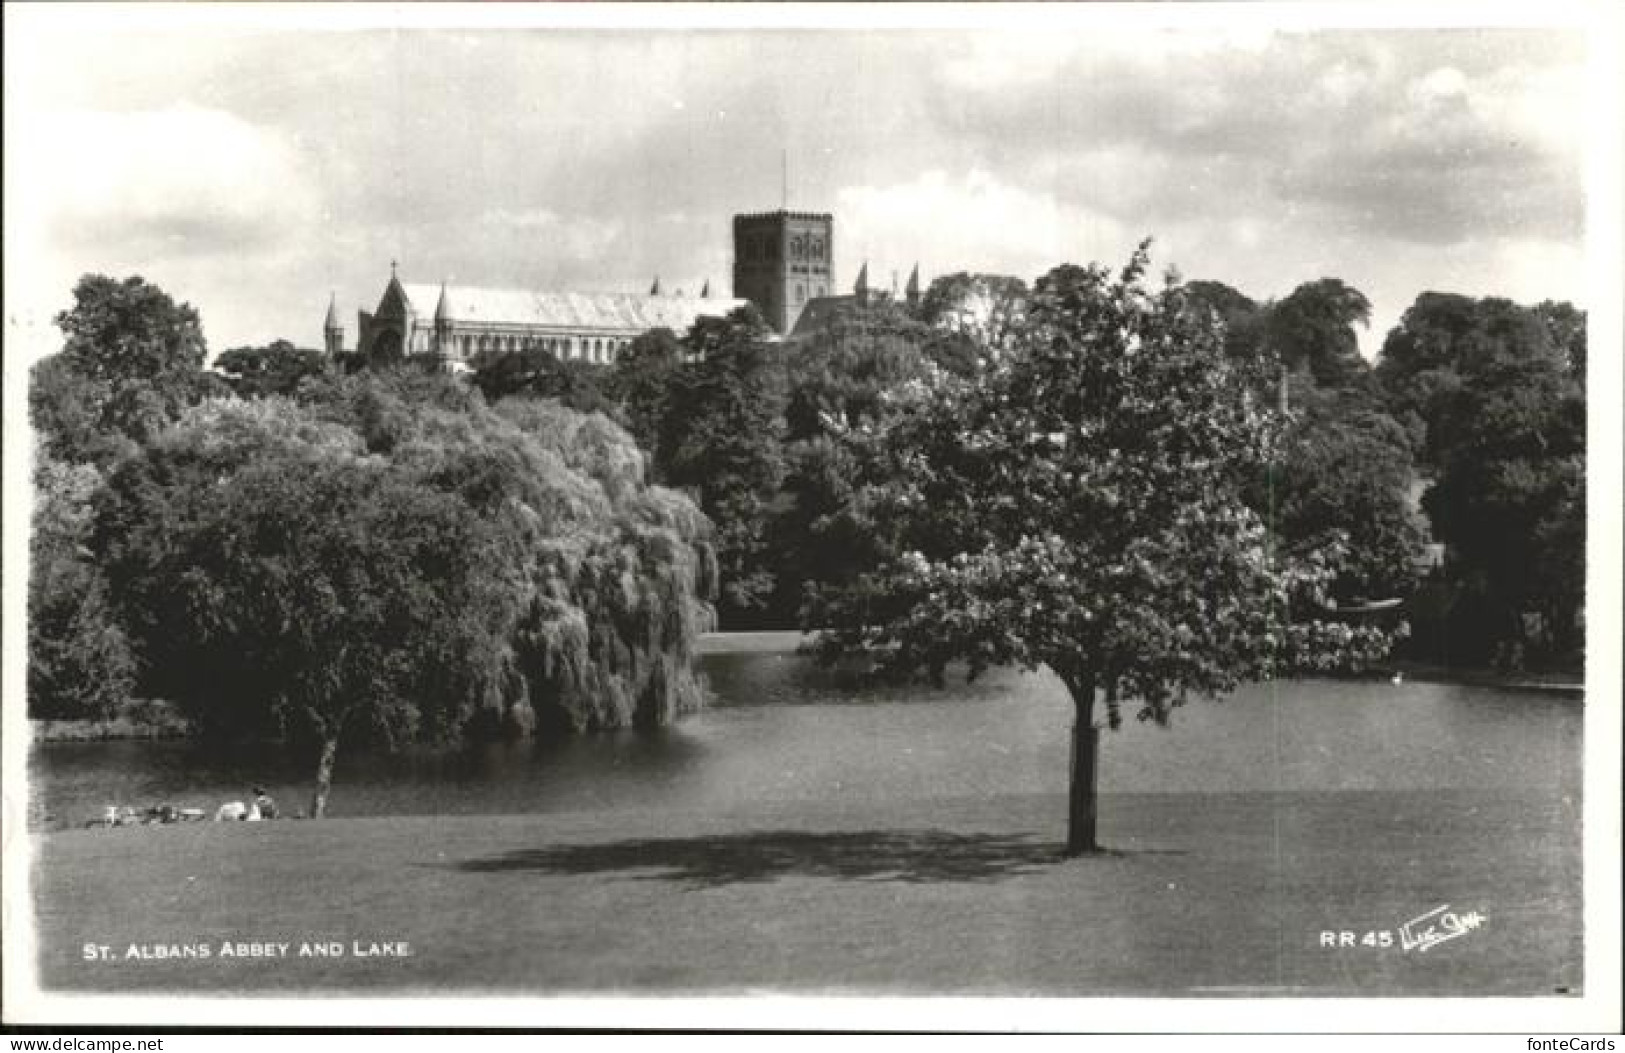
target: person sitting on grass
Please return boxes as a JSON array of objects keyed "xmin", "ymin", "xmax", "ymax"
[{"xmin": 252, "ymin": 787, "xmax": 278, "ymax": 820}]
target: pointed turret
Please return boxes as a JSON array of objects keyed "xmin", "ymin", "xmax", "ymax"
[
  {"xmin": 650, "ymin": 276, "xmax": 662, "ymax": 296},
  {"xmin": 854, "ymin": 261, "xmax": 869, "ymax": 301},
  {"xmin": 430, "ymin": 281, "xmax": 453, "ymax": 364},
  {"xmin": 905, "ymin": 264, "xmax": 920, "ymax": 306},
  {"xmin": 323, "ymin": 292, "xmax": 344, "ymax": 357}
]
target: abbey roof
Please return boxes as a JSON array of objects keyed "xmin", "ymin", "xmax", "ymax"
[{"xmin": 397, "ymin": 282, "xmax": 746, "ymax": 333}]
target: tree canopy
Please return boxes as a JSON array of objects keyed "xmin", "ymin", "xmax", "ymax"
[
  {"xmin": 215, "ymin": 339, "xmax": 329, "ymax": 398},
  {"xmin": 1265, "ymin": 278, "xmax": 1372, "ymax": 386},
  {"xmin": 651, "ymin": 307, "xmax": 786, "ymax": 625},
  {"xmin": 1372, "ymin": 291, "xmax": 1584, "ymax": 667},
  {"xmin": 915, "ymin": 272, "xmax": 1030, "ymax": 352},
  {"xmin": 28, "ymin": 456, "xmax": 136, "ymax": 720},
  {"xmin": 34, "ymin": 276, "xmax": 228, "ymax": 464},
  {"xmin": 468, "ymin": 344, "xmax": 621, "ymax": 419}
]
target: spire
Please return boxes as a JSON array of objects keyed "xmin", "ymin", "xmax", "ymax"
[
  {"xmin": 906, "ymin": 264, "xmax": 920, "ymax": 304},
  {"xmin": 700, "ymin": 279, "xmax": 710, "ymax": 298},
  {"xmin": 650, "ymin": 276, "xmax": 662, "ymax": 296},
  {"xmin": 322, "ymin": 291, "xmax": 344, "ymax": 358},
  {"xmin": 434, "ymin": 280, "xmax": 451, "ymax": 324},
  {"xmin": 854, "ymin": 261, "xmax": 869, "ymax": 301}
]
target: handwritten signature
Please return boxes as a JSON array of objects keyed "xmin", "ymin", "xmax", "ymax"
[{"xmin": 1398, "ymin": 904, "xmax": 1487, "ymax": 953}]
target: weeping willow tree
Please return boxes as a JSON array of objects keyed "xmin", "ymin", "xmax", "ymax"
[
  {"xmin": 94, "ymin": 372, "xmax": 715, "ymax": 816},
  {"xmin": 495, "ymin": 399, "xmax": 717, "ymax": 733}
]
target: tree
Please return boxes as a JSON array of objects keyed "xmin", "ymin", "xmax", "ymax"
[
  {"xmin": 28, "ymin": 456, "xmax": 135, "ymax": 719},
  {"xmin": 1265, "ymin": 278, "xmax": 1372, "ymax": 387},
  {"xmin": 655, "ymin": 307, "xmax": 787, "ymax": 625},
  {"xmin": 1421, "ymin": 351, "xmax": 1585, "ymax": 663},
  {"xmin": 602, "ymin": 327, "xmax": 684, "ymax": 459},
  {"xmin": 94, "ymin": 376, "xmax": 715, "ymax": 815},
  {"xmin": 770, "ymin": 299, "xmax": 953, "ymax": 619},
  {"xmin": 1182, "ymin": 280, "xmax": 1268, "ymax": 366},
  {"xmin": 29, "ymin": 355, "xmax": 129, "ymax": 466},
  {"xmin": 1376, "ymin": 293, "xmax": 1564, "ymax": 468},
  {"xmin": 215, "ymin": 340, "xmax": 329, "ymax": 398},
  {"xmin": 1271, "ymin": 384, "xmax": 1425, "ymax": 603},
  {"xmin": 915, "ymin": 272, "xmax": 1029, "ymax": 353},
  {"xmin": 58, "ymin": 275, "xmax": 206, "ymax": 384},
  {"xmin": 810, "ymin": 246, "xmax": 1394, "ymax": 855},
  {"xmin": 34, "ymin": 275, "xmax": 227, "ymax": 463},
  {"xmin": 782, "ymin": 297, "xmax": 945, "ymax": 442},
  {"xmin": 469, "ymin": 345, "xmax": 620, "ymax": 419},
  {"xmin": 1375, "ymin": 292, "xmax": 1585, "ymax": 666},
  {"xmin": 1534, "ymin": 300, "xmax": 1586, "ymax": 389}
]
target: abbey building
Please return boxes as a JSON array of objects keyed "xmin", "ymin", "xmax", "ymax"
[
  {"xmin": 325, "ymin": 207, "xmax": 913, "ymax": 363},
  {"xmin": 327, "ymin": 266, "xmax": 745, "ymax": 369}
]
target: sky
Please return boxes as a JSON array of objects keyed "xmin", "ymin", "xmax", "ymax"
[{"xmin": 2, "ymin": 5, "xmax": 1596, "ymax": 364}]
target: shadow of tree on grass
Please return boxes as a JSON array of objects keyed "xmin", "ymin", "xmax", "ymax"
[{"xmin": 456, "ymin": 829, "xmax": 1069, "ymax": 888}]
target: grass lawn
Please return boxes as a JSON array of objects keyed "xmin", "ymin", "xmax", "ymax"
[{"xmin": 31, "ymin": 788, "xmax": 1579, "ymax": 996}]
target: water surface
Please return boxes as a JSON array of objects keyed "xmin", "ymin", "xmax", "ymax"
[{"xmin": 30, "ymin": 653, "xmax": 1582, "ymax": 829}]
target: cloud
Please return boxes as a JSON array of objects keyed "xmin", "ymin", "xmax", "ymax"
[
  {"xmin": 3, "ymin": 21, "xmax": 1588, "ymax": 358},
  {"xmin": 837, "ymin": 169, "xmax": 1135, "ymax": 288},
  {"xmin": 38, "ymin": 105, "xmax": 320, "ymax": 259},
  {"xmin": 929, "ymin": 30, "xmax": 1584, "ymax": 248}
]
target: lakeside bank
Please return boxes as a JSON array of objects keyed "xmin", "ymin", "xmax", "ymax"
[{"xmin": 696, "ymin": 630, "xmax": 1585, "ymax": 697}]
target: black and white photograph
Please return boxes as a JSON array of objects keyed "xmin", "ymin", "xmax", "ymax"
[{"xmin": 3, "ymin": 1, "xmax": 1619, "ymax": 1032}]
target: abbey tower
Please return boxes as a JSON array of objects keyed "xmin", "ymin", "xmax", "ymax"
[{"xmin": 732, "ymin": 210, "xmax": 834, "ymax": 334}]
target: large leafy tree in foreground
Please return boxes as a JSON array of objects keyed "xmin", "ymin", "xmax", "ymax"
[{"xmin": 810, "ymin": 247, "xmax": 1394, "ymax": 855}]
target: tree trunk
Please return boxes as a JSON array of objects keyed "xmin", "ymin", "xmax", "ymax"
[
  {"xmin": 1064, "ymin": 673, "xmax": 1101, "ymax": 857},
  {"xmin": 310, "ymin": 735, "xmax": 340, "ymax": 819}
]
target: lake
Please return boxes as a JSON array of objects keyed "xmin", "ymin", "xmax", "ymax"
[{"xmin": 28, "ymin": 652, "xmax": 1583, "ymax": 830}]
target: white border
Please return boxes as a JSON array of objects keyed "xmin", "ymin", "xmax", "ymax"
[{"xmin": 4, "ymin": 0, "xmax": 1620, "ymax": 1032}]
